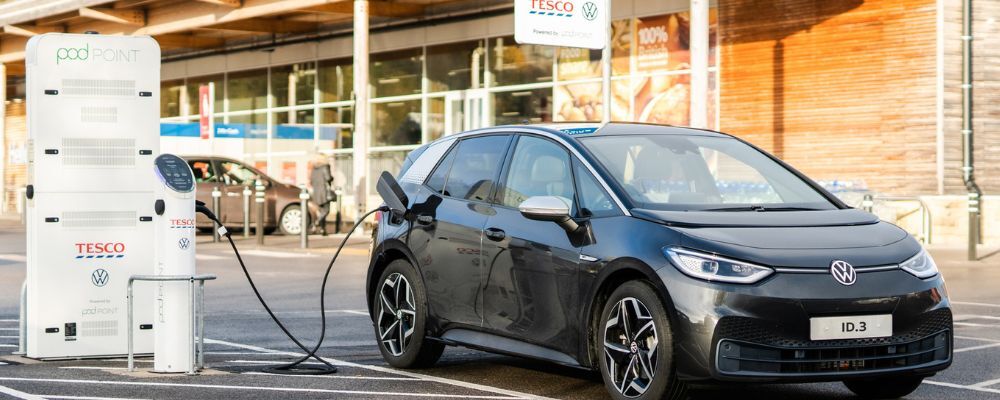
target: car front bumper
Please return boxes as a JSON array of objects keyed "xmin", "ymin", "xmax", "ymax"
[{"xmin": 656, "ymin": 267, "xmax": 952, "ymax": 382}]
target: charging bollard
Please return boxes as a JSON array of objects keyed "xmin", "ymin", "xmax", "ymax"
[
  {"xmin": 242, "ymin": 184, "xmax": 252, "ymax": 238},
  {"xmin": 299, "ymin": 185, "xmax": 309, "ymax": 249},
  {"xmin": 152, "ymin": 154, "xmax": 198, "ymax": 373},
  {"xmin": 255, "ymin": 179, "xmax": 266, "ymax": 245},
  {"xmin": 211, "ymin": 186, "xmax": 222, "ymax": 243}
]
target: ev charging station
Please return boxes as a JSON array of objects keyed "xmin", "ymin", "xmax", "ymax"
[{"xmin": 24, "ymin": 33, "xmax": 161, "ymax": 359}]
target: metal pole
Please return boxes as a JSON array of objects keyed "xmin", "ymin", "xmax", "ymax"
[
  {"xmin": 188, "ymin": 278, "xmax": 197, "ymax": 375},
  {"xmin": 334, "ymin": 188, "xmax": 343, "ymax": 234},
  {"xmin": 14, "ymin": 280, "xmax": 25, "ymax": 355},
  {"xmin": 299, "ymin": 184, "xmax": 310, "ymax": 249},
  {"xmin": 127, "ymin": 279, "xmax": 134, "ymax": 372},
  {"xmin": 242, "ymin": 184, "xmax": 252, "ymax": 238},
  {"xmin": 211, "ymin": 186, "xmax": 222, "ymax": 243},
  {"xmin": 600, "ymin": 0, "xmax": 611, "ymax": 124},
  {"xmin": 961, "ymin": 0, "xmax": 981, "ymax": 260},
  {"xmin": 353, "ymin": 0, "xmax": 370, "ymax": 233},
  {"xmin": 198, "ymin": 281, "xmax": 205, "ymax": 369},
  {"xmin": 690, "ymin": 0, "xmax": 710, "ymax": 129},
  {"xmin": 861, "ymin": 194, "xmax": 874, "ymax": 213},
  {"xmin": 255, "ymin": 179, "xmax": 266, "ymax": 246}
]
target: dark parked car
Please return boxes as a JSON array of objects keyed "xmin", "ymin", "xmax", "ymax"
[
  {"xmin": 183, "ymin": 156, "xmax": 316, "ymax": 235},
  {"xmin": 366, "ymin": 123, "xmax": 951, "ymax": 400}
]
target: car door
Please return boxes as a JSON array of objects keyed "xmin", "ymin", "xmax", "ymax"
[
  {"xmin": 186, "ymin": 159, "xmax": 221, "ymax": 228},
  {"xmin": 216, "ymin": 159, "xmax": 258, "ymax": 228},
  {"xmin": 480, "ymin": 135, "xmax": 583, "ymax": 357},
  {"xmin": 409, "ymin": 134, "xmax": 513, "ymax": 330}
]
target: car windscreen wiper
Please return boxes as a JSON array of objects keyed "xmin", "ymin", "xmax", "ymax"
[{"xmin": 701, "ymin": 205, "xmax": 823, "ymax": 212}]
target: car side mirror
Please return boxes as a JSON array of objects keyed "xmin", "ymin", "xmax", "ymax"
[{"xmin": 518, "ymin": 196, "xmax": 579, "ymax": 233}]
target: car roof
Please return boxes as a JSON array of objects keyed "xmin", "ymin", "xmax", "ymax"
[{"xmin": 439, "ymin": 122, "xmax": 733, "ymax": 145}]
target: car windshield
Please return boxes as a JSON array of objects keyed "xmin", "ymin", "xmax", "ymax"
[{"xmin": 579, "ymin": 134, "xmax": 837, "ymax": 211}]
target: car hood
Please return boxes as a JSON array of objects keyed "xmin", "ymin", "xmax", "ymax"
[{"xmin": 632, "ymin": 208, "xmax": 921, "ymax": 268}]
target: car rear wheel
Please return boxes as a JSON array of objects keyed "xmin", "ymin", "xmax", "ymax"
[
  {"xmin": 279, "ymin": 204, "xmax": 306, "ymax": 236},
  {"xmin": 373, "ymin": 259, "xmax": 444, "ymax": 368},
  {"xmin": 598, "ymin": 281, "xmax": 686, "ymax": 400},
  {"xmin": 844, "ymin": 376, "xmax": 924, "ymax": 399}
]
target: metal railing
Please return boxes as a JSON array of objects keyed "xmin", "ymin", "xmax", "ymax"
[
  {"xmin": 127, "ymin": 274, "xmax": 216, "ymax": 375},
  {"xmin": 862, "ymin": 194, "xmax": 933, "ymax": 244}
]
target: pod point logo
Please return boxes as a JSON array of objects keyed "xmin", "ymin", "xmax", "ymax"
[
  {"xmin": 582, "ymin": 2, "xmax": 599, "ymax": 21},
  {"xmin": 830, "ymin": 260, "xmax": 857, "ymax": 286},
  {"xmin": 56, "ymin": 43, "xmax": 139, "ymax": 65},
  {"xmin": 91, "ymin": 269, "xmax": 110, "ymax": 287}
]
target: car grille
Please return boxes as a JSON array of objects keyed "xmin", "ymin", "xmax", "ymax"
[{"xmin": 714, "ymin": 309, "xmax": 952, "ymax": 376}]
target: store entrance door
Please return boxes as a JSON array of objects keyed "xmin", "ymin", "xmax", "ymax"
[{"xmin": 444, "ymin": 90, "xmax": 489, "ymax": 136}]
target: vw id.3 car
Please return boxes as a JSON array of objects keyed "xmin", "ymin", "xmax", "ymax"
[{"xmin": 366, "ymin": 123, "xmax": 951, "ymax": 400}]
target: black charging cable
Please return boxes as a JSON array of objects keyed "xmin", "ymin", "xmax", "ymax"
[{"xmin": 195, "ymin": 200, "xmax": 386, "ymax": 375}]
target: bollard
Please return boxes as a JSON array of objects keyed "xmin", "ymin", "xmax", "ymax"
[
  {"xmin": 242, "ymin": 184, "xmax": 252, "ymax": 239},
  {"xmin": 14, "ymin": 280, "xmax": 25, "ymax": 355},
  {"xmin": 861, "ymin": 194, "xmax": 874, "ymax": 213},
  {"xmin": 299, "ymin": 184, "xmax": 309, "ymax": 249},
  {"xmin": 334, "ymin": 188, "xmax": 343, "ymax": 234},
  {"xmin": 18, "ymin": 186, "xmax": 26, "ymax": 226},
  {"xmin": 255, "ymin": 179, "xmax": 266, "ymax": 246},
  {"xmin": 211, "ymin": 186, "xmax": 222, "ymax": 243}
]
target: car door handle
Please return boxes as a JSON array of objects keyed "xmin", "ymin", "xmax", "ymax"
[
  {"xmin": 485, "ymin": 227, "xmax": 505, "ymax": 241},
  {"xmin": 416, "ymin": 215, "xmax": 434, "ymax": 225}
]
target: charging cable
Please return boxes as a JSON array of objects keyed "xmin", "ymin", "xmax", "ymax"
[{"xmin": 195, "ymin": 200, "xmax": 386, "ymax": 375}]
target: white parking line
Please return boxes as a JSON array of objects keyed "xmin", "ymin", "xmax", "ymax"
[
  {"xmin": 205, "ymin": 351, "xmax": 285, "ymax": 356},
  {"xmin": 0, "ymin": 377, "xmax": 523, "ymax": 399},
  {"xmin": 953, "ymin": 301, "xmax": 1000, "ymax": 308},
  {"xmin": 0, "ymin": 320, "xmax": 18, "ymax": 323},
  {"xmin": 44, "ymin": 396, "xmax": 148, "ymax": 400},
  {"xmin": 956, "ymin": 314, "xmax": 1000, "ymax": 321},
  {"xmin": 60, "ymin": 367, "xmax": 129, "ymax": 371},
  {"xmin": 205, "ymin": 338, "xmax": 559, "ymax": 400},
  {"xmin": 956, "ymin": 335, "xmax": 1000, "ymax": 343},
  {"xmin": 0, "ymin": 344, "xmax": 17, "ymax": 348},
  {"xmin": 970, "ymin": 376, "xmax": 1000, "ymax": 388},
  {"xmin": 0, "ymin": 383, "xmax": 44, "ymax": 400},
  {"xmin": 955, "ymin": 343, "xmax": 1000, "ymax": 353},
  {"xmin": 925, "ymin": 380, "xmax": 1000, "ymax": 395},
  {"xmin": 243, "ymin": 371, "xmax": 423, "ymax": 381},
  {"xmin": 954, "ymin": 322, "xmax": 999, "ymax": 328},
  {"xmin": 0, "ymin": 328, "xmax": 19, "ymax": 332},
  {"xmin": 0, "ymin": 336, "xmax": 19, "ymax": 339}
]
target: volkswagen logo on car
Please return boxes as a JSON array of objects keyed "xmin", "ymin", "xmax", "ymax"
[{"xmin": 830, "ymin": 260, "xmax": 857, "ymax": 286}]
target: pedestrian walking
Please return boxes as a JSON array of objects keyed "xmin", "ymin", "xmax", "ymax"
[{"xmin": 310, "ymin": 154, "xmax": 334, "ymax": 236}]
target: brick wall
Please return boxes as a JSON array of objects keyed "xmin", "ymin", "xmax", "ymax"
[
  {"xmin": 3, "ymin": 101, "xmax": 26, "ymax": 213},
  {"xmin": 718, "ymin": 0, "xmax": 939, "ymax": 195}
]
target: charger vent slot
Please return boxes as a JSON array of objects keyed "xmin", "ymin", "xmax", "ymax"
[
  {"xmin": 61, "ymin": 211, "xmax": 136, "ymax": 228},
  {"xmin": 62, "ymin": 79, "xmax": 135, "ymax": 97},
  {"xmin": 80, "ymin": 106, "xmax": 117, "ymax": 123},
  {"xmin": 80, "ymin": 320, "xmax": 117, "ymax": 337},
  {"xmin": 62, "ymin": 137, "xmax": 135, "ymax": 167}
]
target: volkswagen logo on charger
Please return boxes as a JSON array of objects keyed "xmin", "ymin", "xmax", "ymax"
[
  {"xmin": 830, "ymin": 260, "xmax": 857, "ymax": 286},
  {"xmin": 91, "ymin": 269, "xmax": 110, "ymax": 287},
  {"xmin": 582, "ymin": 2, "xmax": 598, "ymax": 21}
]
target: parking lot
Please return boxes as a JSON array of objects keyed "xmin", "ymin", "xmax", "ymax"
[{"xmin": 1, "ymin": 219, "xmax": 999, "ymax": 399}]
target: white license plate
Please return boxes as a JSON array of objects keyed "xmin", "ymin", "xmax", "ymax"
[{"xmin": 809, "ymin": 314, "xmax": 892, "ymax": 341}]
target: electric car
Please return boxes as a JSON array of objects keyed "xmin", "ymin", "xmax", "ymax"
[{"xmin": 366, "ymin": 123, "xmax": 951, "ymax": 400}]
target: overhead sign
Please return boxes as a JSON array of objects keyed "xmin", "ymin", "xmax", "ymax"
[
  {"xmin": 515, "ymin": 0, "xmax": 607, "ymax": 49},
  {"xmin": 198, "ymin": 85, "xmax": 210, "ymax": 139}
]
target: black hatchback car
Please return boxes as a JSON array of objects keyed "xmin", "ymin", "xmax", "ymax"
[{"xmin": 366, "ymin": 123, "xmax": 951, "ymax": 400}]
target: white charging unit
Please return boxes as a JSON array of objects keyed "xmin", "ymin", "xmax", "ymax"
[
  {"xmin": 24, "ymin": 33, "xmax": 160, "ymax": 359},
  {"xmin": 152, "ymin": 154, "xmax": 197, "ymax": 372}
]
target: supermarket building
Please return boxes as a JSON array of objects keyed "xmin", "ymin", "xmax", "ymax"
[{"xmin": 0, "ymin": 0, "xmax": 996, "ymax": 246}]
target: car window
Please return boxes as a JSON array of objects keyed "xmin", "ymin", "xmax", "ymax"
[
  {"xmin": 426, "ymin": 146, "xmax": 457, "ymax": 195},
  {"xmin": 435, "ymin": 135, "xmax": 510, "ymax": 201},
  {"xmin": 219, "ymin": 161, "xmax": 258, "ymax": 185},
  {"xmin": 188, "ymin": 160, "xmax": 217, "ymax": 183},
  {"xmin": 500, "ymin": 136, "xmax": 575, "ymax": 209},
  {"xmin": 574, "ymin": 159, "xmax": 618, "ymax": 217}
]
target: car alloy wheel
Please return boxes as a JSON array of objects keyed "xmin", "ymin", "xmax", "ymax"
[
  {"xmin": 280, "ymin": 206, "xmax": 303, "ymax": 235},
  {"xmin": 604, "ymin": 296, "xmax": 658, "ymax": 398},
  {"xmin": 377, "ymin": 272, "xmax": 417, "ymax": 356}
]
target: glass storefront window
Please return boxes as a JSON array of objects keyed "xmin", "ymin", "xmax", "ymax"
[
  {"xmin": 426, "ymin": 40, "xmax": 484, "ymax": 92},
  {"xmin": 320, "ymin": 106, "xmax": 353, "ymax": 149},
  {"xmin": 494, "ymin": 88, "xmax": 551, "ymax": 125},
  {"xmin": 318, "ymin": 58, "xmax": 353, "ymax": 103},
  {"xmin": 227, "ymin": 68, "xmax": 268, "ymax": 112},
  {"xmin": 554, "ymin": 82, "xmax": 602, "ymax": 122},
  {"xmin": 556, "ymin": 47, "xmax": 601, "ymax": 81},
  {"xmin": 371, "ymin": 48, "xmax": 422, "ymax": 98},
  {"xmin": 368, "ymin": 150, "xmax": 409, "ymax": 194},
  {"xmin": 185, "ymin": 74, "xmax": 223, "ymax": 115},
  {"xmin": 611, "ymin": 18, "xmax": 632, "ymax": 77},
  {"xmin": 427, "ymin": 97, "xmax": 444, "ymax": 141},
  {"xmin": 372, "ymin": 100, "xmax": 422, "ymax": 147},
  {"xmin": 489, "ymin": 36, "xmax": 554, "ymax": 86},
  {"xmin": 161, "ymin": 79, "xmax": 183, "ymax": 117},
  {"xmin": 634, "ymin": 73, "xmax": 690, "ymax": 125},
  {"xmin": 273, "ymin": 110, "xmax": 315, "ymax": 140},
  {"xmin": 272, "ymin": 62, "xmax": 316, "ymax": 108}
]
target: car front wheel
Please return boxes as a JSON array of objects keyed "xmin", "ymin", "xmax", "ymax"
[
  {"xmin": 373, "ymin": 259, "xmax": 444, "ymax": 368},
  {"xmin": 598, "ymin": 280, "xmax": 686, "ymax": 400},
  {"xmin": 278, "ymin": 204, "xmax": 306, "ymax": 235}
]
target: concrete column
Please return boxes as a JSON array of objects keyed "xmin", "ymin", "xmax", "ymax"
[
  {"xmin": 600, "ymin": 0, "xmax": 611, "ymax": 124},
  {"xmin": 690, "ymin": 0, "xmax": 710, "ymax": 129},
  {"xmin": 352, "ymin": 0, "xmax": 370, "ymax": 224},
  {"xmin": 0, "ymin": 63, "xmax": 6, "ymax": 214}
]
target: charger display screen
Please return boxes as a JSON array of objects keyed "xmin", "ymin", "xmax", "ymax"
[{"xmin": 154, "ymin": 154, "xmax": 194, "ymax": 193}]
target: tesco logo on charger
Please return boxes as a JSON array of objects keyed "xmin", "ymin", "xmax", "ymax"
[
  {"xmin": 75, "ymin": 242, "xmax": 126, "ymax": 259},
  {"xmin": 531, "ymin": 0, "xmax": 575, "ymax": 12}
]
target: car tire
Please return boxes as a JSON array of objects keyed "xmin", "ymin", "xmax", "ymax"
[
  {"xmin": 278, "ymin": 204, "xmax": 306, "ymax": 236},
  {"xmin": 373, "ymin": 259, "xmax": 445, "ymax": 368},
  {"xmin": 598, "ymin": 280, "xmax": 686, "ymax": 400},
  {"xmin": 843, "ymin": 376, "xmax": 924, "ymax": 399}
]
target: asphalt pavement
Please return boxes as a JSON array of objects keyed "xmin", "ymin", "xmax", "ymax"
[{"xmin": 1, "ymin": 217, "xmax": 999, "ymax": 399}]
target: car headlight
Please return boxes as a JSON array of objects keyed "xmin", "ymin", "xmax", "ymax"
[
  {"xmin": 900, "ymin": 249, "xmax": 939, "ymax": 279},
  {"xmin": 663, "ymin": 247, "xmax": 774, "ymax": 284}
]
